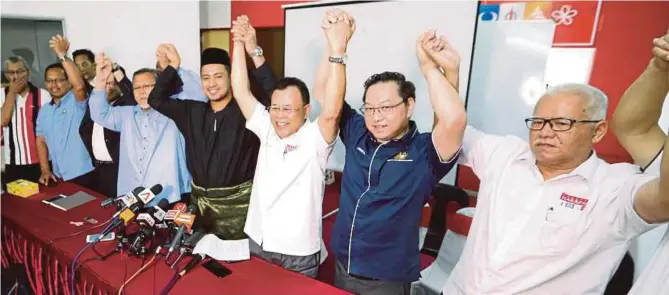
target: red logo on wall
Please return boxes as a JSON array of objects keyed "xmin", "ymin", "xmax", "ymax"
[{"xmin": 551, "ymin": 1, "xmax": 601, "ymax": 46}]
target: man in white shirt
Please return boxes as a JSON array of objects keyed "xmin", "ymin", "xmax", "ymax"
[
  {"xmin": 1, "ymin": 56, "xmax": 51, "ymax": 188},
  {"xmin": 442, "ymin": 82, "xmax": 669, "ymax": 292},
  {"xmin": 612, "ymin": 28, "xmax": 669, "ymax": 295},
  {"xmin": 229, "ymin": 14, "xmax": 352, "ymax": 278}
]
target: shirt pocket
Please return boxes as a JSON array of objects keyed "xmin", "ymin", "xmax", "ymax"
[{"xmin": 540, "ymin": 202, "xmax": 584, "ymax": 254}]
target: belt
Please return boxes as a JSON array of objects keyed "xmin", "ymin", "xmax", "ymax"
[
  {"xmin": 95, "ymin": 160, "xmax": 113, "ymax": 165},
  {"xmin": 349, "ymin": 273, "xmax": 380, "ymax": 281}
]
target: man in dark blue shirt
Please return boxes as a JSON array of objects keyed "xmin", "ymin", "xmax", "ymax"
[{"xmin": 313, "ymin": 10, "xmax": 466, "ymax": 295}]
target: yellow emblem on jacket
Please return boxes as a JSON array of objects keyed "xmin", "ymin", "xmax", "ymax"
[{"xmin": 394, "ymin": 151, "xmax": 409, "ymax": 160}]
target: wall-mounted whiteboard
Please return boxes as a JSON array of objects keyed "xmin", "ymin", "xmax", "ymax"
[
  {"xmin": 467, "ymin": 21, "xmax": 555, "ymax": 142},
  {"xmin": 284, "ymin": 1, "xmax": 479, "ymax": 185},
  {"xmin": 544, "ymin": 47, "xmax": 596, "ymax": 88}
]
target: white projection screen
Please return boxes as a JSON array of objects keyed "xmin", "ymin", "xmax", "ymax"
[{"xmin": 284, "ymin": 1, "xmax": 479, "ymax": 185}]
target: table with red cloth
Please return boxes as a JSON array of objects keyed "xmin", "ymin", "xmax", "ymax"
[{"xmin": 1, "ymin": 182, "xmax": 350, "ymax": 295}]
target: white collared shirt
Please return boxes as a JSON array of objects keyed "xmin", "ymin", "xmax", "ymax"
[
  {"xmin": 91, "ymin": 123, "xmax": 113, "ymax": 162},
  {"xmin": 442, "ymin": 126, "xmax": 658, "ymax": 295},
  {"xmin": 628, "ymin": 150, "xmax": 669, "ymax": 295},
  {"xmin": 244, "ymin": 103, "xmax": 335, "ymax": 258}
]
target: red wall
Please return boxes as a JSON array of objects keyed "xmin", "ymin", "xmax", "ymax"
[{"xmin": 230, "ymin": 1, "xmax": 309, "ymax": 28}]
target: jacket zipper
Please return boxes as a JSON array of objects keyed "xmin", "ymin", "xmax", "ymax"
[{"xmin": 347, "ymin": 142, "xmax": 387, "ymax": 273}]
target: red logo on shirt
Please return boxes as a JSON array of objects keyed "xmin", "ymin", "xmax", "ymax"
[
  {"xmin": 559, "ymin": 193, "xmax": 589, "ymax": 211},
  {"xmin": 284, "ymin": 144, "xmax": 298, "ymax": 155}
]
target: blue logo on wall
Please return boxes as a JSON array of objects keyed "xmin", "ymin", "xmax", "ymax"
[{"xmin": 478, "ymin": 4, "xmax": 500, "ymax": 22}]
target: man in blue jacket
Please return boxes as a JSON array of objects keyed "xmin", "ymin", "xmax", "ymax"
[{"xmin": 313, "ymin": 9, "xmax": 466, "ymax": 295}]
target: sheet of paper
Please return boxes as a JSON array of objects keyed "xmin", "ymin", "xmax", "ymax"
[{"xmin": 192, "ymin": 234, "xmax": 250, "ymax": 261}]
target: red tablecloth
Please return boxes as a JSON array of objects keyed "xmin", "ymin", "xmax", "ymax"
[{"xmin": 1, "ymin": 182, "xmax": 350, "ymax": 295}]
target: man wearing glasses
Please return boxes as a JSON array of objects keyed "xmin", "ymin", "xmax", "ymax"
[
  {"xmin": 312, "ymin": 15, "xmax": 466, "ymax": 294},
  {"xmin": 229, "ymin": 12, "xmax": 352, "ymax": 277},
  {"xmin": 442, "ymin": 82, "xmax": 669, "ymax": 294},
  {"xmin": 1, "ymin": 56, "xmax": 52, "ymax": 188},
  {"xmin": 612, "ymin": 29, "xmax": 669, "ymax": 295},
  {"xmin": 35, "ymin": 35, "xmax": 94, "ymax": 187},
  {"xmin": 88, "ymin": 53, "xmax": 190, "ymax": 205}
]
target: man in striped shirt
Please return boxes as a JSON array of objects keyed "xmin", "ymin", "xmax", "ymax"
[{"xmin": 1, "ymin": 56, "xmax": 51, "ymax": 189}]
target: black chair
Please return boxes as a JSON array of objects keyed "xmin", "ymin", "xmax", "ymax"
[{"xmin": 421, "ymin": 183, "xmax": 470, "ymax": 257}]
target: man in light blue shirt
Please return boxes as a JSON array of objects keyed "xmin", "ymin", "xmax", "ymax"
[
  {"xmin": 89, "ymin": 53, "xmax": 190, "ymax": 204},
  {"xmin": 156, "ymin": 61, "xmax": 207, "ymax": 102},
  {"xmin": 36, "ymin": 35, "xmax": 94, "ymax": 187}
]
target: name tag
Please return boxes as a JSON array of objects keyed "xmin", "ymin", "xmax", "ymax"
[{"xmin": 559, "ymin": 193, "xmax": 588, "ymax": 211}]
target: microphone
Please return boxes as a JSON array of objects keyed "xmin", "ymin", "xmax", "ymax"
[
  {"xmin": 166, "ymin": 205, "xmax": 197, "ymax": 259},
  {"xmin": 179, "ymin": 253, "xmax": 205, "ymax": 277},
  {"xmin": 129, "ymin": 199, "xmax": 170, "ymax": 254},
  {"xmin": 164, "ymin": 202, "xmax": 188, "ymax": 231},
  {"xmin": 102, "ymin": 185, "xmax": 160, "ymax": 239},
  {"xmin": 97, "ymin": 207, "xmax": 137, "ymax": 240},
  {"xmin": 135, "ymin": 184, "xmax": 163, "ymax": 205},
  {"xmin": 111, "ymin": 187, "xmax": 146, "ymax": 218},
  {"xmin": 101, "ymin": 186, "xmax": 145, "ymax": 208}
]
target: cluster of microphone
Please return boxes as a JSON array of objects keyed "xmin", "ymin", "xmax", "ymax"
[{"xmin": 98, "ymin": 184, "xmax": 199, "ymax": 260}]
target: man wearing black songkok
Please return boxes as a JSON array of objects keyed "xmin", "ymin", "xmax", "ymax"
[{"xmin": 148, "ymin": 39, "xmax": 276, "ymax": 239}]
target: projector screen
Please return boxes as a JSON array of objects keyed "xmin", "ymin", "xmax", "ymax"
[{"xmin": 284, "ymin": 1, "xmax": 479, "ymax": 185}]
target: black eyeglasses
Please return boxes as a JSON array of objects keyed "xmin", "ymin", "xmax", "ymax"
[
  {"xmin": 525, "ymin": 117, "xmax": 601, "ymax": 132},
  {"xmin": 359, "ymin": 101, "xmax": 405, "ymax": 117}
]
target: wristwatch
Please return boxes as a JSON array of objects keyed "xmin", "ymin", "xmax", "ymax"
[
  {"xmin": 329, "ymin": 54, "xmax": 348, "ymax": 65},
  {"xmin": 59, "ymin": 55, "xmax": 72, "ymax": 62},
  {"xmin": 252, "ymin": 46, "xmax": 264, "ymax": 57}
]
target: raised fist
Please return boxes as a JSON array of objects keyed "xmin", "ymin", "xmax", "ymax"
[
  {"xmin": 652, "ymin": 28, "xmax": 669, "ymax": 71},
  {"xmin": 423, "ymin": 35, "xmax": 460, "ymax": 76},
  {"xmin": 323, "ymin": 10, "xmax": 355, "ymax": 54},
  {"xmin": 95, "ymin": 53, "xmax": 112, "ymax": 83},
  {"xmin": 416, "ymin": 31, "xmax": 438, "ymax": 72},
  {"xmin": 156, "ymin": 44, "xmax": 181, "ymax": 70},
  {"xmin": 231, "ymin": 15, "xmax": 260, "ymax": 56}
]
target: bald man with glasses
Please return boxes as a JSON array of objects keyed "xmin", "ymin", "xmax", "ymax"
[{"xmin": 443, "ymin": 82, "xmax": 669, "ymax": 294}]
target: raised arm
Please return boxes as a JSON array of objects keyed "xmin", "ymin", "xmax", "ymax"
[
  {"xmin": 230, "ymin": 21, "xmax": 260, "ymax": 120},
  {"xmin": 174, "ymin": 68, "xmax": 207, "ymax": 102},
  {"xmin": 634, "ymin": 134, "xmax": 669, "ymax": 224},
  {"xmin": 417, "ymin": 32, "xmax": 466, "ymax": 160},
  {"xmin": 49, "ymin": 35, "xmax": 88, "ymax": 101},
  {"xmin": 89, "ymin": 53, "xmax": 123, "ymax": 131},
  {"xmin": 111, "ymin": 63, "xmax": 136, "ymax": 105},
  {"xmin": 313, "ymin": 10, "xmax": 344, "ymax": 107},
  {"xmin": 611, "ymin": 30, "xmax": 669, "ymax": 167},
  {"xmin": 236, "ymin": 15, "xmax": 278, "ymax": 106},
  {"xmin": 318, "ymin": 10, "xmax": 355, "ymax": 144},
  {"xmin": 148, "ymin": 44, "xmax": 189, "ymax": 123}
]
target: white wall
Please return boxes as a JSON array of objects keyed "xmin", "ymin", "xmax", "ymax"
[
  {"xmin": 1, "ymin": 1, "xmax": 201, "ymax": 76},
  {"xmin": 200, "ymin": 0, "xmax": 231, "ymax": 29},
  {"xmin": 284, "ymin": 1, "xmax": 479, "ymax": 185}
]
